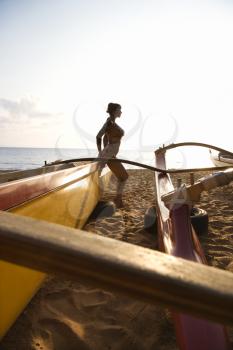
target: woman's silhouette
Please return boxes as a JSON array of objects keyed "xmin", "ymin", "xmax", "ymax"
[{"xmin": 96, "ymin": 103, "xmax": 128, "ymax": 208}]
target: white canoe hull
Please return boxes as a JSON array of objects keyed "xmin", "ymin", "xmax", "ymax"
[{"xmin": 210, "ymin": 150, "xmax": 233, "ymax": 167}]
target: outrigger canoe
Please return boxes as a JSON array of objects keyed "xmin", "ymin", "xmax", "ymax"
[
  {"xmin": 154, "ymin": 143, "xmax": 231, "ymax": 350},
  {"xmin": 0, "ymin": 145, "xmax": 233, "ymax": 348},
  {"xmin": 210, "ymin": 149, "xmax": 233, "ymax": 167},
  {"xmin": 0, "ymin": 161, "xmax": 111, "ymax": 339}
]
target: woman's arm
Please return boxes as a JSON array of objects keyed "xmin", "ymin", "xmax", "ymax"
[
  {"xmin": 96, "ymin": 120, "xmax": 110, "ymax": 153},
  {"xmin": 103, "ymin": 134, "xmax": 108, "ymax": 148},
  {"xmin": 96, "ymin": 135, "xmax": 102, "ymax": 153}
]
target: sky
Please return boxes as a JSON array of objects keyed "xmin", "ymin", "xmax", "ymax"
[{"xmin": 0, "ymin": 0, "xmax": 233, "ymax": 153}]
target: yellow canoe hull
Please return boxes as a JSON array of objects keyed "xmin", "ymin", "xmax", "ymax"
[{"xmin": 0, "ymin": 163, "xmax": 110, "ymax": 339}]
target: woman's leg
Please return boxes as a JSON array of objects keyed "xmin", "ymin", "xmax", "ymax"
[{"xmin": 107, "ymin": 160, "xmax": 129, "ymax": 207}]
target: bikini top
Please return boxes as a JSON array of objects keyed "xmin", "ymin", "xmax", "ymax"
[{"xmin": 97, "ymin": 117, "xmax": 124, "ymax": 141}]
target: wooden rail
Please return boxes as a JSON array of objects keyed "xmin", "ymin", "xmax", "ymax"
[{"xmin": 0, "ymin": 211, "xmax": 233, "ymax": 325}]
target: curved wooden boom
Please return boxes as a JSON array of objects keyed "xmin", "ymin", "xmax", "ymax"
[{"xmin": 155, "ymin": 141, "xmax": 233, "ymax": 155}]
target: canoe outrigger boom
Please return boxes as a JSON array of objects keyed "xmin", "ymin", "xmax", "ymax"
[{"xmin": 162, "ymin": 169, "xmax": 233, "ymax": 207}]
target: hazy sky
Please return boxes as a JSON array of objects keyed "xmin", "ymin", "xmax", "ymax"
[{"xmin": 0, "ymin": 0, "xmax": 233, "ymax": 151}]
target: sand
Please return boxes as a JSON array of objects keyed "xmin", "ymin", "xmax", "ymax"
[{"xmin": 1, "ymin": 169, "xmax": 233, "ymax": 349}]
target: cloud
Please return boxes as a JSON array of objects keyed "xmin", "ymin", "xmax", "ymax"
[{"xmin": 0, "ymin": 97, "xmax": 62, "ymax": 126}]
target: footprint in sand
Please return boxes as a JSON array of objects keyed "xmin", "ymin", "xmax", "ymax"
[
  {"xmin": 37, "ymin": 318, "xmax": 90, "ymax": 350},
  {"xmin": 224, "ymin": 226, "xmax": 233, "ymax": 237},
  {"xmin": 226, "ymin": 261, "xmax": 233, "ymax": 272},
  {"xmin": 207, "ymin": 244, "xmax": 233, "ymax": 253},
  {"xmin": 44, "ymin": 289, "xmax": 112, "ymax": 314}
]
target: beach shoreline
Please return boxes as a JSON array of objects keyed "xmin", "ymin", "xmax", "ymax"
[{"xmin": 1, "ymin": 169, "xmax": 233, "ymax": 349}]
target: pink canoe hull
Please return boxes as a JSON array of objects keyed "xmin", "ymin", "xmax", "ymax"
[{"xmin": 154, "ymin": 150, "xmax": 230, "ymax": 350}]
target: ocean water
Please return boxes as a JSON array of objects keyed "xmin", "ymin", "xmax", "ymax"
[
  {"xmin": 0, "ymin": 146, "xmax": 213, "ymax": 171},
  {"xmin": 0, "ymin": 147, "xmax": 95, "ymax": 170},
  {"xmin": 0, "ymin": 147, "xmax": 154, "ymax": 171}
]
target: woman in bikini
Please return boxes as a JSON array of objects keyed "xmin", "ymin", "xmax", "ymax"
[{"xmin": 96, "ymin": 103, "xmax": 129, "ymax": 208}]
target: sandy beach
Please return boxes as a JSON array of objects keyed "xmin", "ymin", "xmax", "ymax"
[{"xmin": 1, "ymin": 169, "xmax": 233, "ymax": 349}]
